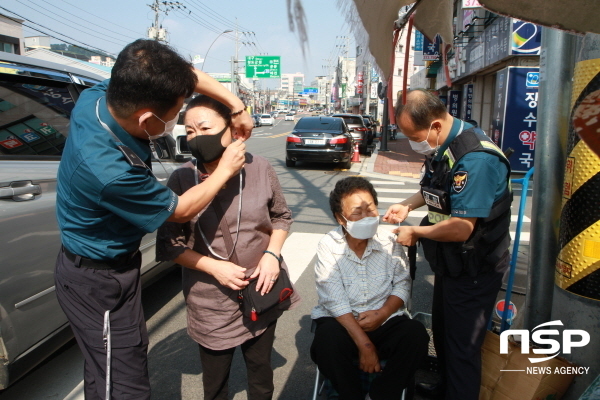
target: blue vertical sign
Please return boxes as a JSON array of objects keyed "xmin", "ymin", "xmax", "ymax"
[
  {"xmin": 447, "ymin": 91, "xmax": 461, "ymax": 118},
  {"xmin": 496, "ymin": 67, "xmax": 539, "ymax": 172},
  {"xmin": 414, "ymin": 31, "xmax": 424, "ymax": 51},
  {"xmin": 462, "ymin": 84, "xmax": 474, "ymax": 120}
]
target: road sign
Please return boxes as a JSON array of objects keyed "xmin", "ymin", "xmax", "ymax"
[
  {"xmin": 245, "ymin": 56, "xmax": 281, "ymax": 78},
  {"xmin": 302, "ymin": 87, "xmax": 318, "ymax": 94}
]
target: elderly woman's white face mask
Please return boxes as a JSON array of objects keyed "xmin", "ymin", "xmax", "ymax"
[
  {"xmin": 339, "ymin": 190, "xmax": 380, "ymax": 240},
  {"xmin": 341, "ymin": 214, "xmax": 379, "ymax": 239}
]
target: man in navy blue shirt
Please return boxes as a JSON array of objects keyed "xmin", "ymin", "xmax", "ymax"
[
  {"xmin": 384, "ymin": 90, "xmax": 511, "ymax": 400},
  {"xmin": 55, "ymin": 39, "xmax": 253, "ymax": 400}
]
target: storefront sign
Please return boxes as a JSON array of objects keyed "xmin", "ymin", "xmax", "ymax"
[
  {"xmin": 512, "ymin": 20, "xmax": 542, "ymax": 55},
  {"xmin": 493, "ymin": 67, "xmax": 539, "ymax": 172},
  {"xmin": 463, "ymin": 84, "xmax": 474, "ymax": 121},
  {"xmin": 423, "ymin": 35, "xmax": 441, "ymax": 61},
  {"xmin": 448, "ymin": 91, "xmax": 462, "ymax": 118}
]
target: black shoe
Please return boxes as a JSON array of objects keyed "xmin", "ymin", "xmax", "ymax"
[{"xmin": 415, "ymin": 381, "xmax": 445, "ymax": 399}]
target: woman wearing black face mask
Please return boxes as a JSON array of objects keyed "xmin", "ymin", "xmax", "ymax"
[{"xmin": 156, "ymin": 95, "xmax": 300, "ymax": 400}]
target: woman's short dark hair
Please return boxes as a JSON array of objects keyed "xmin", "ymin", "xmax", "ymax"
[
  {"xmin": 394, "ymin": 89, "xmax": 447, "ymax": 131},
  {"xmin": 329, "ymin": 177, "xmax": 378, "ymax": 219},
  {"xmin": 184, "ymin": 95, "xmax": 232, "ymax": 126},
  {"xmin": 107, "ymin": 39, "xmax": 197, "ymax": 119}
]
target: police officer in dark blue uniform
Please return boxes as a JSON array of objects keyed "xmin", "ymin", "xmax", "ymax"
[
  {"xmin": 383, "ymin": 89, "xmax": 511, "ymax": 400},
  {"xmin": 54, "ymin": 39, "xmax": 253, "ymax": 400}
]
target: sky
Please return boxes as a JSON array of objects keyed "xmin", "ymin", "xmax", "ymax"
[{"xmin": 2, "ymin": 0, "xmax": 352, "ymax": 89}]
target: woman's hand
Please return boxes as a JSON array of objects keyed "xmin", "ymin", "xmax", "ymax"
[
  {"xmin": 206, "ymin": 258, "xmax": 249, "ymax": 290},
  {"xmin": 231, "ymin": 111, "xmax": 253, "ymax": 141},
  {"xmin": 217, "ymin": 140, "xmax": 246, "ymax": 177},
  {"xmin": 249, "ymin": 252, "xmax": 281, "ymax": 295}
]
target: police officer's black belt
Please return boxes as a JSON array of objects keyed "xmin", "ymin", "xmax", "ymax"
[{"xmin": 62, "ymin": 246, "xmax": 138, "ymax": 270}]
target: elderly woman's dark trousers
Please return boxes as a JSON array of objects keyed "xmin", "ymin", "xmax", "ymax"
[
  {"xmin": 198, "ymin": 321, "xmax": 277, "ymax": 400},
  {"xmin": 310, "ymin": 315, "xmax": 429, "ymax": 400}
]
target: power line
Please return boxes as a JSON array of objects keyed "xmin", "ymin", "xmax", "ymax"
[
  {"xmin": 173, "ymin": 8, "xmax": 235, "ymax": 40},
  {"xmin": 0, "ymin": 7, "xmax": 115, "ymax": 57},
  {"xmin": 56, "ymin": 0, "xmax": 143, "ymax": 36},
  {"xmin": 185, "ymin": 0, "xmax": 252, "ymax": 32},
  {"xmin": 19, "ymin": 0, "xmax": 131, "ymax": 47}
]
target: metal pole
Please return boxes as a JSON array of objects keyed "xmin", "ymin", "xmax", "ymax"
[
  {"xmin": 551, "ymin": 32, "xmax": 600, "ymax": 400},
  {"xmin": 365, "ymin": 62, "xmax": 371, "ymax": 115},
  {"xmin": 230, "ymin": 56, "xmax": 236, "ymax": 96},
  {"xmin": 201, "ymin": 30, "xmax": 232, "ymax": 72},
  {"xmin": 525, "ymin": 28, "xmax": 577, "ymax": 330},
  {"xmin": 380, "ymin": 95, "xmax": 389, "ymax": 152}
]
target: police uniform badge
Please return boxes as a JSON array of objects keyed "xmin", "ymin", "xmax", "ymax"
[{"xmin": 452, "ymin": 171, "xmax": 468, "ymax": 193}]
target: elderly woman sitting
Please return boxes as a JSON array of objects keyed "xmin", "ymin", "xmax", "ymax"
[{"xmin": 310, "ymin": 177, "xmax": 429, "ymax": 400}]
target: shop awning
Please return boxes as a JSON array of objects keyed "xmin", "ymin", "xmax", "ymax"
[
  {"xmin": 338, "ymin": 0, "xmax": 453, "ymax": 79},
  {"xmin": 339, "ymin": 0, "xmax": 597, "ymax": 82},
  {"xmin": 426, "ymin": 61, "xmax": 441, "ymax": 78}
]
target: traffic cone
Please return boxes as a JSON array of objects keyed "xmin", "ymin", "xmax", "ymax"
[{"xmin": 351, "ymin": 141, "xmax": 360, "ymax": 163}]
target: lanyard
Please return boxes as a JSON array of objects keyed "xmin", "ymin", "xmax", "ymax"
[
  {"xmin": 95, "ymin": 97, "xmax": 167, "ymax": 181},
  {"xmin": 194, "ymin": 159, "xmax": 243, "ymax": 260},
  {"xmin": 434, "ymin": 119, "xmax": 464, "ymax": 161}
]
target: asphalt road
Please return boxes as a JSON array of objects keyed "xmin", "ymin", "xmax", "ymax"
[{"xmin": 0, "ymin": 113, "xmax": 532, "ymax": 399}]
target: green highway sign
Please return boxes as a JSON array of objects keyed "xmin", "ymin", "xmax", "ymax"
[{"xmin": 245, "ymin": 56, "xmax": 281, "ymax": 78}]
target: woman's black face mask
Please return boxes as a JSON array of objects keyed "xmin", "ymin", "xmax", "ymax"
[{"xmin": 187, "ymin": 125, "xmax": 228, "ymax": 164}]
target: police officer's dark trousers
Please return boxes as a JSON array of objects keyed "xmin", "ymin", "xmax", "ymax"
[
  {"xmin": 55, "ymin": 247, "xmax": 150, "ymax": 400},
  {"xmin": 431, "ymin": 251, "xmax": 509, "ymax": 400}
]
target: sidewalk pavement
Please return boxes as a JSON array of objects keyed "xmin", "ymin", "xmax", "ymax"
[{"xmin": 372, "ymin": 136, "xmax": 425, "ymax": 177}]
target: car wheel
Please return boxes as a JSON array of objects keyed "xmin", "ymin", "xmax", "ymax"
[
  {"xmin": 340, "ymin": 158, "xmax": 352, "ymax": 169},
  {"xmin": 286, "ymin": 158, "xmax": 296, "ymax": 167}
]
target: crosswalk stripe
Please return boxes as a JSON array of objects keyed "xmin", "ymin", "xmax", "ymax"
[
  {"xmin": 375, "ymin": 188, "xmax": 422, "ymax": 194},
  {"xmin": 281, "ymin": 232, "xmax": 322, "ymax": 283},
  {"xmin": 378, "ymin": 196, "xmax": 406, "ymax": 204},
  {"xmin": 370, "ymin": 180, "xmax": 406, "ymax": 185}
]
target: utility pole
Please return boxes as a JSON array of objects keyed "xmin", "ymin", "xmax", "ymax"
[
  {"xmin": 365, "ymin": 62, "xmax": 371, "ymax": 115},
  {"xmin": 147, "ymin": 0, "xmax": 183, "ymax": 42}
]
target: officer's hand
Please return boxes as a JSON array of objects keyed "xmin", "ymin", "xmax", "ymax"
[
  {"xmin": 393, "ymin": 226, "xmax": 419, "ymax": 246},
  {"xmin": 208, "ymin": 259, "xmax": 249, "ymax": 290},
  {"xmin": 218, "ymin": 140, "xmax": 246, "ymax": 177},
  {"xmin": 231, "ymin": 111, "xmax": 253, "ymax": 141},
  {"xmin": 358, "ymin": 344, "xmax": 381, "ymax": 374},
  {"xmin": 357, "ymin": 310, "xmax": 386, "ymax": 332},
  {"xmin": 383, "ymin": 203, "xmax": 410, "ymax": 224}
]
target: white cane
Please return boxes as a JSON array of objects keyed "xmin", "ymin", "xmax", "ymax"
[{"xmin": 103, "ymin": 310, "xmax": 111, "ymax": 400}]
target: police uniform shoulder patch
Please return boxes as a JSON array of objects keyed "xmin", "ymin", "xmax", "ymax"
[{"xmin": 452, "ymin": 171, "xmax": 468, "ymax": 193}]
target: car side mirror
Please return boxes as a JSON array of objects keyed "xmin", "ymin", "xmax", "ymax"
[{"xmin": 177, "ymin": 135, "xmax": 191, "ymax": 154}]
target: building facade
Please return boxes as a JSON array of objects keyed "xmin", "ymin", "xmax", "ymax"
[
  {"xmin": 410, "ymin": 5, "xmax": 541, "ymax": 172},
  {"xmin": 0, "ymin": 14, "xmax": 25, "ymax": 55}
]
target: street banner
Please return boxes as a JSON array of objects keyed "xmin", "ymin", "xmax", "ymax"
[{"xmin": 493, "ymin": 66, "xmax": 539, "ymax": 172}]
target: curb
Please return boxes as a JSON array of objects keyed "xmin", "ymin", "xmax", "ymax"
[{"xmin": 360, "ymin": 141, "xmax": 422, "ymax": 183}]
